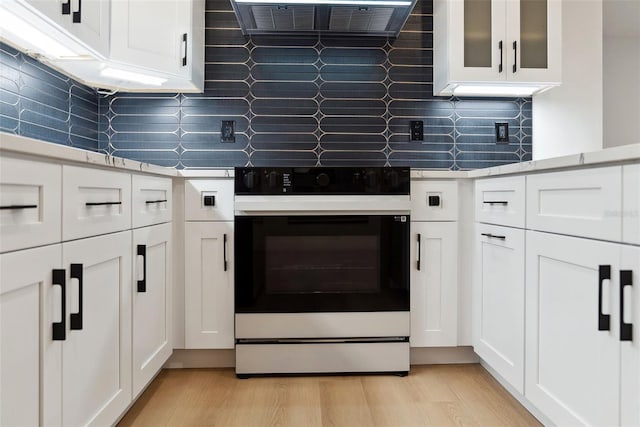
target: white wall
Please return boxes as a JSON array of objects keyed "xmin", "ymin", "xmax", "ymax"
[
  {"xmin": 603, "ymin": 0, "xmax": 640, "ymax": 148},
  {"xmin": 532, "ymin": 0, "xmax": 604, "ymax": 160}
]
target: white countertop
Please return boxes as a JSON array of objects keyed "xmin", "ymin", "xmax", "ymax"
[
  {"xmin": 0, "ymin": 133, "xmax": 178, "ymax": 177},
  {"xmin": 2, "ymin": 132, "xmax": 639, "ymax": 179},
  {"xmin": 467, "ymin": 143, "xmax": 640, "ymax": 178}
]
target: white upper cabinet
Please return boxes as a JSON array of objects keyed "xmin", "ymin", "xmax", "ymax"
[
  {"xmin": 110, "ymin": 0, "xmax": 204, "ymax": 91},
  {"xmin": 433, "ymin": 0, "xmax": 561, "ymax": 96},
  {"xmin": 21, "ymin": 0, "xmax": 110, "ymax": 56},
  {"xmin": 2, "ymin": 0, "xmax": 205, "ymax": 91}
]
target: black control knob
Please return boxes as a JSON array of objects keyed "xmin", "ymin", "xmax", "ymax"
[
  {"xmin": 243, "ymin": 171, "xmax": 257, "ymax": 189},
  {"xmin": 386, "ymin": 170, "xmax": 399, "ymax": 188},
  {"xmin": 267, "ymin": 171, "xmax": 279, "ymax": 188},
  {"xmin": 364, "ymin": 171, "xmax": 378, "ymax": 189},
  {"xmin": 316, "ymin": 172, "xmax": 330, "ymax": 187}
]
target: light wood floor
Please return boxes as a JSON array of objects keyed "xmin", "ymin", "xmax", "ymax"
[{"xmin": 118, "ymin": 364, "xmax": 541, "ymax": 426}]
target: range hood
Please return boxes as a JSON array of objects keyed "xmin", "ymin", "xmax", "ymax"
[{"xmin": 230, "ymin": 0, "xmax": 417, "ymax": 37}]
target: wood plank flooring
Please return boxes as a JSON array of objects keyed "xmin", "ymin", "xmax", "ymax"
[{"xmin": 118, "ymin": 364, "xmax": 541, "ymax": 426}]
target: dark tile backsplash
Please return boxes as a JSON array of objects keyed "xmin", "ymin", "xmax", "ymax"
[
  {"xmin": 1, "ymin": 44, "xmax": 99, "ymax": 151},
  {"xmin": 1, "ymin": 0, "xmax": 532, "ymax": 169}
]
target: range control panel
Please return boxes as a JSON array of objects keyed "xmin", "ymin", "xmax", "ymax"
[{"xmin": 234, "ymin": 167, "xmax": 410, "ymax": 195}]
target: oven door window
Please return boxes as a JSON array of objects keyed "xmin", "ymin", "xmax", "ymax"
[{"xmin": 235, "ymin": 215, "xmax": 409, "ymax": 313}]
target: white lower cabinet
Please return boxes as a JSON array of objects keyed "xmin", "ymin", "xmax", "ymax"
[
  {"xmin": 621, "ymin": 246, "xmax": 639, "ymax": 427},
  {"xmin": 185, "ymin": 221, "xmax": 234, "ymax": 349},
  {"xmin": 473, "ymin": 224, "xmax": 525, "ymax": 393},
  {"xmin": 410, "ymin": 221, "xmax": 458, "ymax": 347},
  {"xmin": 56, "ymin": 231, "xmax": 132, "ymax": 427},
  {"xmin": 132, "ymin": 223, "xmax": 172, "ymax": 398},
  {"xmin": 0, "ymin": 244, "xmax": 62, "ymax": 426},
  {"xmin": 526, "ymin": 230, "xmax": 639, "ymax": 426}
]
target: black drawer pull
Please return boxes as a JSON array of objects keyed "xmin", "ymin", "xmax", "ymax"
[
  {"xmin": 182, "ymin": 33, "xmax": 188, "ymax": 66},
  {"xmin": 85, "ymin": 201, "xmax": 122, "ymax": 207},
  {"xmin": 223, "ymin": 234, "xmax": 228, "ymax": 272},
  {"xmin": 598, "ymin": 265, "xmax": 611, "ymax": 331},
  {"xmin": 416, "ymin": 233, "xmax": 421, "ymax": 271},
  {"xmin": 62, "ymin": 0, "xmax": 70, "ymax": 15},
  {"xmin": 620, "ymin": 270, "xmax": 633, "ymax": 341},
  {"xmin": 52, "ymin": 269, "xmax": 66, "ymax": 341},
  {"xmin": 145, "ymin": 199, "xmax": 168, "ymax": 204},
  {"xmin": 483, "ymin": 201, "xmax": 509, "ymax": 205},
  {"xmin": 72, "ymin": 0, "xmax": 81, "ymax": 23},
  {"xmin": 137, "ymin": 245, "xmax": 147, "ymax": 293},
  {"xmin": 481, "ymin": 233, "xmax": 506, "ymax": 240},
  {"xmin": 70, "ymin": 264, "xmax": 83, "ymax": 331},
  {"xmin": 0, "ymin": 204, "xmax": 37, "ymax": 210}
]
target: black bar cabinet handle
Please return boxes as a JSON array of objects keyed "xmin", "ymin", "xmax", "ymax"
[
  {"xmin": 498, "ymin": 40, "xmax": 503, "ymax": 73},
  {"xmin": 417, "ymin": 233, "xmax": 421, "ymax": 271},
  {"xmin": 223, "ymin": 234, "xmax": 228, "ymax": 272},
  {"xmin": 512, "ymin": 40, "xmax": 517, "ymax": 73},
  {"xmin": 137, "ymin": 245, "xmax": 147, "ymax": 293},
  {"xmin": 70, "ymin": 264, "xmax": 83, "ymax": 330},
  {"xmin": 483, "ymin": 200, "xmax": 509, "ymax": 205},
  {"xmin": 0, "ymin": 204, "xmax": 38, "ymax": 210},
  {"xmin": 72, "ymin": 0, "xmax": 81, "ymax": 23},
  {"xmin": 85, "ymin": 201, "xmax": 122, "ymax": 207},
  {"xmin": 62, "ymin": 0, "xmax": 71, "ymax": 15},
  {"xmin": 145, "ymin": 199, "xmax": 168, "ymax": 204},
  {"xmin": 52, "ymin": 269, "xmax": 66, "ymax": 341},
  {"xmin": 182, "ymin": 33, "xmax": 188, "ymax": 66},
  {"xmin": 481, "ymin": 233, "xmax": 506, "ymax": 241},
  {"xmin": 620, "ymin": 270, "xmax": 633, "ymax": 341},
  {"xmin": 598, "ymin": 265, "xmax": 611, "ymax": 331}
]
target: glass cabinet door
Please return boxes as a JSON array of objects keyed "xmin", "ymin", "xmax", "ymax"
[
  {"xmin": 508, "ymin": 0, "xmax": 562, "ymax": 82},
  {"xmin": 464, "ymin": 0, "xmax": 493, "ymax": 68}
]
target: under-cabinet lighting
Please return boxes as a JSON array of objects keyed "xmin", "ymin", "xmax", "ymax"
[
  {"xmin": 235, "ymin": 0, "xmax": 413, "ymax": 5},
  {"xmin": 100, "ymin": 68, "xmax": 167, "ymax": 86},
  {"xmin": 452, "ymin": 84, "xmax": 544, "ymax": 97},
  {"xmin": 0, "ymin": 8, "xmax": 83, "ymax": 59}
]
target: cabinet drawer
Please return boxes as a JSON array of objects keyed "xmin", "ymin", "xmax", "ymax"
[
  {"xmin": 411, "ymin": 180, "xmax": 458, "ymax": 221},
  {"xmin": 623, "ymin": 164, "xmax": 639, "ymax": 245},
  {"xmin": 0, "ymin": 156, "xmax": 61, "ymax": 253},
  {"xmin": 185, "ymin": 179, "xmax": 234, "ymax": 221},
  {"xmin": 62, "ymin": 166, "xmax": 132, "ymax": 240},
  {"xmin": 475, "ymin": 176, "xmax": 525, "ymax": 228},
  {"xmin": 132, "ymin": 174, "xmax": 172, "ymax": 228},
  {"xmin": 526, "ymin": 167, "xmax": 622, "ymax": 241}
]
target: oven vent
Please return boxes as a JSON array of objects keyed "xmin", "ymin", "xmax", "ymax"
[
  {"xmin": 329, "ymin": 7, "xmax": 394, "ymax": 32},
  {"xmin": 251, "ymin": 5, "xmax": 316, "ymax": 31}
]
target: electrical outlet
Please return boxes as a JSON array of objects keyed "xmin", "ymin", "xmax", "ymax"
[
  {"xmin": 410, "ymin": 120, "xmax": 424, "ymax": 141},
  {"xmin": 495, "ymin": 122, "xmax": 509, "ymax": 143},
  {"xmin": 221, "ymin": 120, "xmax": 235, "ymax": 143}
]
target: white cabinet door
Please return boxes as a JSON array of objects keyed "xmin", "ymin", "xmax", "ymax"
[
  {"xmin": 621, "ymin": 245, "xmax": 640, "ymax": 427},
  {"xmin": 623, "ymin": 164, "xmax": 640, "ymax": 245},
  {"xmin": 410, "ymin": 222, "xmax": 458, "ymax": 347},
  {"xmin": 110, "ymin": 0, "xmax": 196, "ymax": 78},
  {"xmin": 61, "ymin": 231, "xmax": 132, "ymax": 427},
  {"xmin": 0, "ymin": 156, "xmax": 61, "ymax": 253},
  {"xmin": 525, "ymin": 231, "xmax": 620, "ymax": 426},
  {"xmin": 62, "ymin": 165, "xmax": 132, "ymax": 241},
  {"xmin": 22, "ymin": 0, "xmax": 110, "ymax": 56},
  {"xmin": 505, "ymin": 0, "xmax": 561, "ymax": 83},
  {"xmin": 132, "ymin": 174, "xmax": 172, "ymax": 228},
  {"xmin": 526, "ymin": 166, "xmax": 622, "ymax": 241},
  {"xmin": 473, "ymin": 224, "xmax": 525, "ymax": 393},
  {"xmin": 1, "ymin": 245, "xmax": 62, "ymax": 427},
  {"xmin": 132, "ymin": 223, "xmax": 172, "ymax": 398},
  {"xmin": 185, "ymin": 221, "xmax": 234, "ymax": 349}
]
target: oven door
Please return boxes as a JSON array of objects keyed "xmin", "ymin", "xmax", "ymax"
[{"xmin": 235, "ymin": 214, "xmax": 409, "ymax": 313}]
